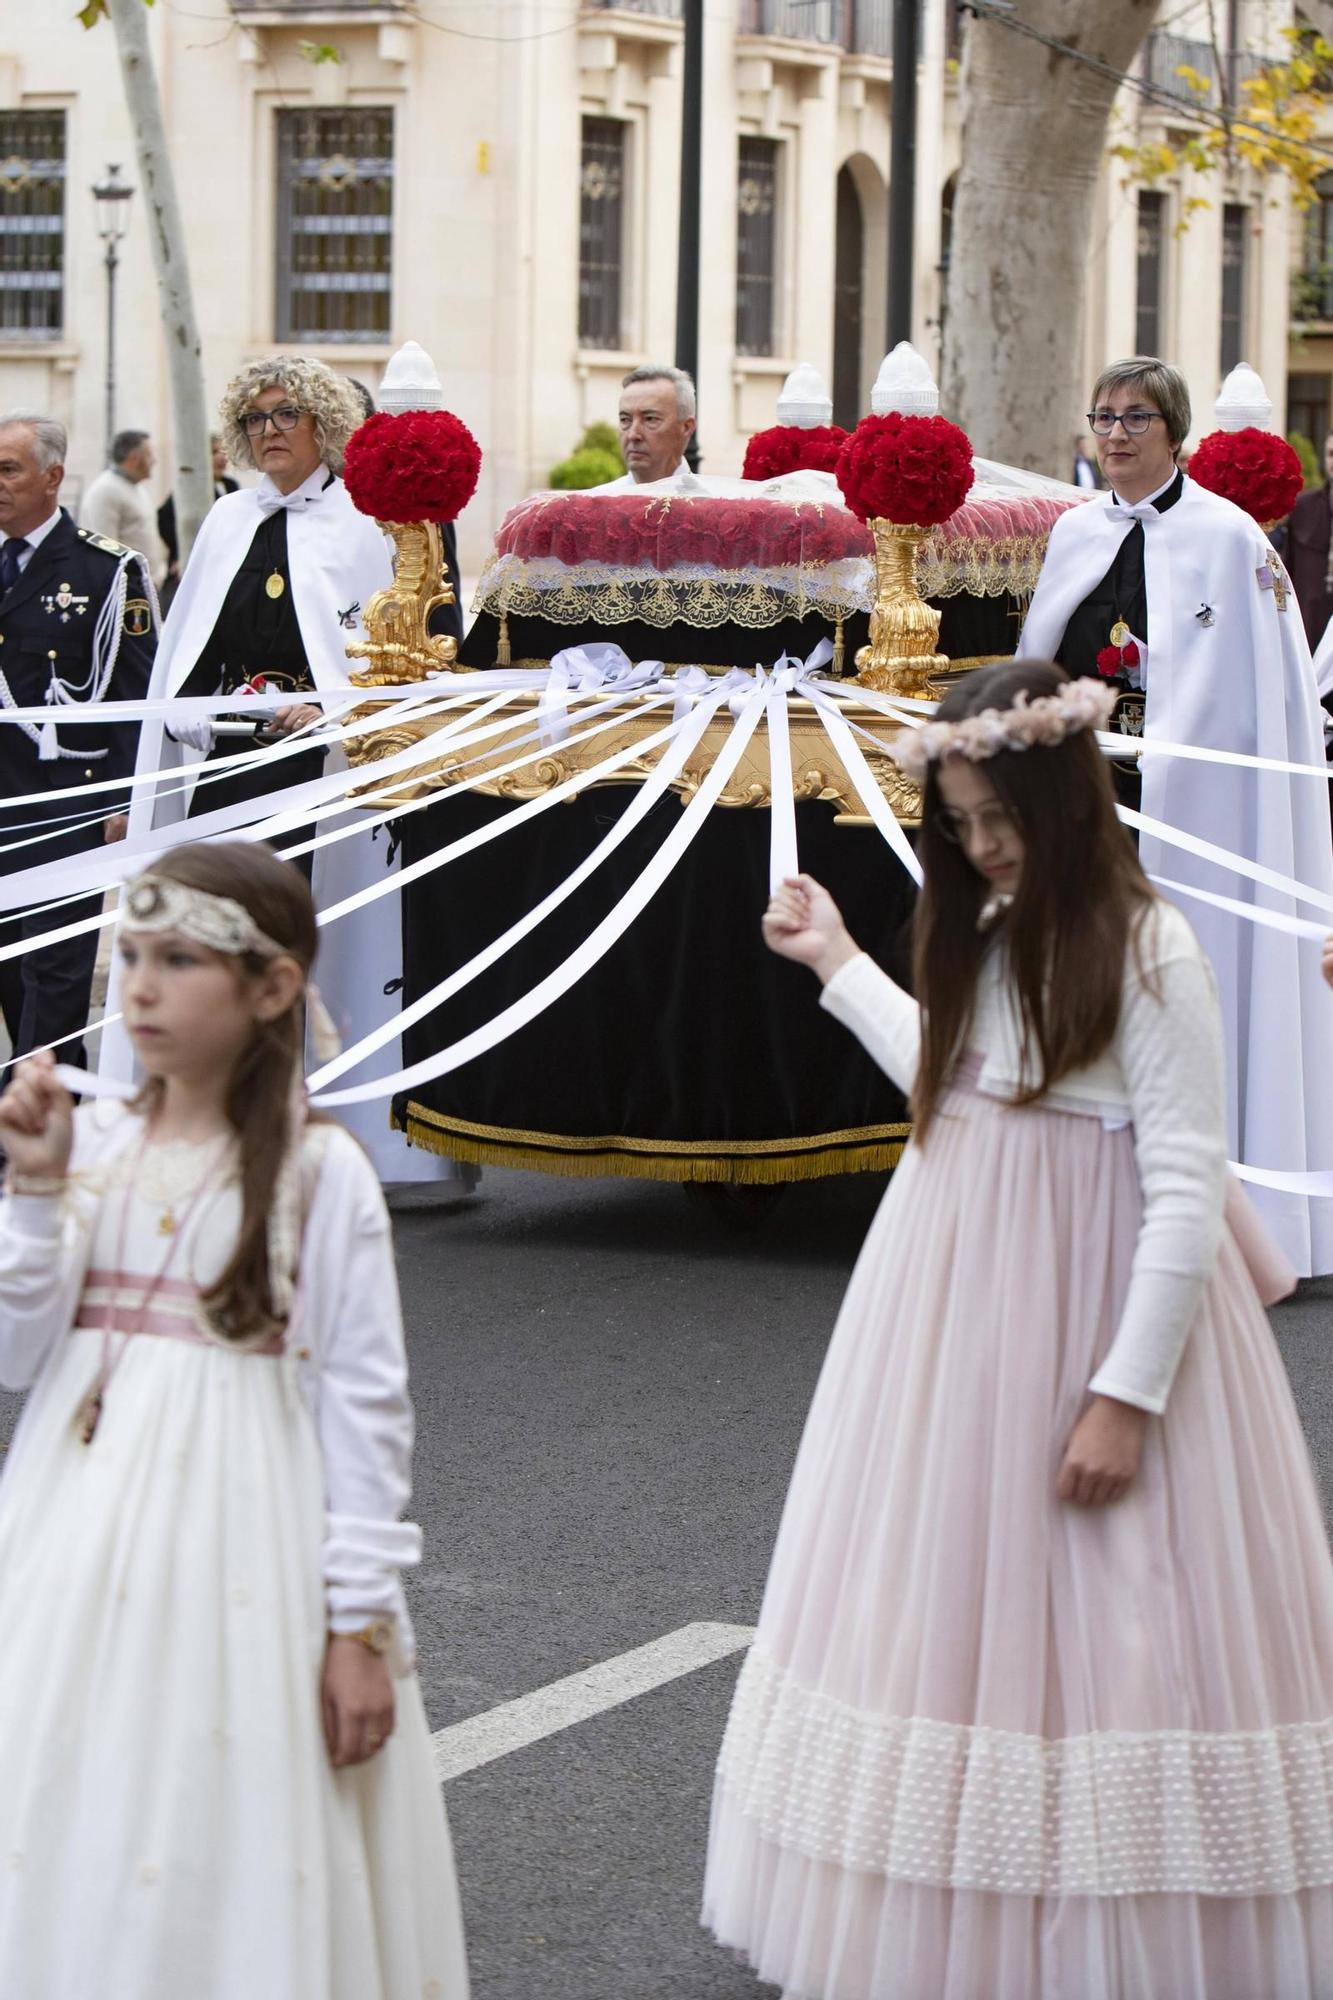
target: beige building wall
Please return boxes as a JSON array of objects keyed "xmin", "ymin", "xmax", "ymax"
[{"xmin": 0, "ymin": 0, "xmax": 1306, "ymax": 577}]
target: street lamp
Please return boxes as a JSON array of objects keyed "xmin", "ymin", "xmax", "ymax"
[{"xmin": 92, "ymin": 163, "xmax": 134, "ymax": 463}]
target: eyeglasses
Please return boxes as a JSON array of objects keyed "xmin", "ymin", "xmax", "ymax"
[
  {"xmin": 1086, "ymin": 408, "xmax": 1166, "ymax": 438},
  {"xmin": 933, "ymin": 803, "xmax": 1016, "ymax": 844},
  {"xmin": 242, "ymin": 404, "xmax": 303, "ymax": 437}
]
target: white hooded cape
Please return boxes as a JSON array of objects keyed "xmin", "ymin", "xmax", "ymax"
[
  {"xmin": 1021, "ymin": 476, "xmax": 1333, "ymax": 1275},
  {"xmin": 113, "ymin": 471, "xmax": 460, "ymax": 1188}
]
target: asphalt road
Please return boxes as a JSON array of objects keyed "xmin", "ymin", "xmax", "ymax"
[
  {"xmin": 391, "ymin": 1165, "xmax": 1333, "ymax": 2000},
  {"xmin": 1, "ymin": 1161, "xmax": 1330, "ymax": 1999}
]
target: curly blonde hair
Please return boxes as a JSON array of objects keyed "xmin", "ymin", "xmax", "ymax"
[{"xmin": 218, "ymin": 356, "xmax": 365, "ymax": 474}]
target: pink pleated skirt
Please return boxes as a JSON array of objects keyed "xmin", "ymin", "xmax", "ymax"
[{"xmin": 703, "ymin": 1075, "xmax": 1333, "ymax": 2000}]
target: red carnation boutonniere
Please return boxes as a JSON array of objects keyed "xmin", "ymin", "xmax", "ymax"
[{"xmin": 1096, "ymin": 640, "xmax": 1139, "ymax": 679}]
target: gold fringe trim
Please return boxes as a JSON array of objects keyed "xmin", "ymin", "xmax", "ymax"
[{"xmin": 394, "ymin": 1101, "xmax": 909, "ymax": 1184}]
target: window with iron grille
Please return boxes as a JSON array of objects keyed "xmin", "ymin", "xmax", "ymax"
[
  {"xmin": 0, "ymin": 111, "xmax": 65, "ymax": 341},
  {"xmin": 1297, "ymin": 174, "xmax": 1333, "ymax": 324},
  {"xmin": 1220, "ymin": 203, "xmax": 1248, "ymax": 376},
  {"xmin": 579, "ymin": 118, "xmax": 626, "ymax": 351},
  {"xmin": 736, "ymin": 137, "xmax": 779, "ymax": 358},
  {"xmin": 275, "ymin": 108, "xmax": 393, "ymax": 344},
  {"xmin": 1135, "ymin": 190, "xmax": 1165, "ymax": 357}
]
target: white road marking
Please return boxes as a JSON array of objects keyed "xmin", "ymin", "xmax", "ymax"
[{"xmin": 432, "ymin": 1620, "xmax": 755, "ymax": 1782}]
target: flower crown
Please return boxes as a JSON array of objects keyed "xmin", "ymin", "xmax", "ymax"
[
  {"xmin": 121, "ymin": 874, "xmax": 284, "ymax": 959},
  {"xmin": 887, "ymin": 679, "xmax": 1117, "ymax": 782}
]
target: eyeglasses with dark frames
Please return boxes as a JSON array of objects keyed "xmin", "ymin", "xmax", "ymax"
[
  {"xmin": 242, "ymin": 404, "xmax": 304, "ymax": 438},
  {"xmin": 1086, "ymin": 408, "xmax": 1167, "ymax": 438}
]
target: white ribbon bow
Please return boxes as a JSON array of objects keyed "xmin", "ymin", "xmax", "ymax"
[{"xmin": 255, "ymin": 477, "xmax": 326, "ymax": 518}]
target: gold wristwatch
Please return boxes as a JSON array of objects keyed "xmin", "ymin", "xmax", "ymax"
[{"xmin": 342, "ymin": 1619, "xmax": 393, "ymax": 1657}]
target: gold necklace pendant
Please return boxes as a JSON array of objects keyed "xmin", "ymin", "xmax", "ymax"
[
  {"xmin": 157, "ymin": 1206, "xmax": 177, "ymax": 1236},
  {"xmin": 1109, "ymin": 619, "xmax": 1130, "ymax": 647},
  {"xmin": 265, "ymin": 570, "xmax": 286, "ymax": 600}
]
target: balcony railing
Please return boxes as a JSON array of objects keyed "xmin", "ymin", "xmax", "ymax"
[
  {"xmin": 738, "ymin": 1, "xmax": 908, "ymax": 59},
  {"xmin": 1141, "ymin": 31, "xmax": 1272, "ymax": 109},
  {"xmin": 582, "ymin": 0, "xmax": 683, "ymax": 15}
]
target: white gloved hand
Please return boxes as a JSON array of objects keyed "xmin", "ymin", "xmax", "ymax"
[{"xmin": 166, "ymin": 713, "xmax": 215, "ymax": 754}]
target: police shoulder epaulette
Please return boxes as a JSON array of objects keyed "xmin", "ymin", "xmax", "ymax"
[{"xmin": 76, "ymin": 527, "xmax": 132, "ymax": 560}]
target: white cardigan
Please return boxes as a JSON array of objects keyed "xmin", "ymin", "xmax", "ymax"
[
  {"xmin": 0, "ymin": 1104, "xmax": 419, "ymax": 1642},
  {"xmin": 821, "ymin": 899, "xmax": 1230, "ymax": 1414}
]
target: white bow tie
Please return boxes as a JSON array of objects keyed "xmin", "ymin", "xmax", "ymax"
[
  {"xmin": 256, "ymin": 480, "xmax": 323, "ymax": 518},
  {"xmin": 1105, "ymin": 498, "xmax": 1158, "ymax": 524}
]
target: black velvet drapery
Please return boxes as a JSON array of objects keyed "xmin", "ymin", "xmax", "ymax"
[{"xmin": 393, "ymin": 788, "xmax": 918, "ymax": 1183}]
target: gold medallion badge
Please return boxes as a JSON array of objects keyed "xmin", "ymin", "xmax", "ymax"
[
  {"xmin": 1109, "ymin": 619, "xmax": 1130, "ymax": 647},
  {"xmin": 265, "ymin": 571, "xmax": 286, "ymax": 600}
]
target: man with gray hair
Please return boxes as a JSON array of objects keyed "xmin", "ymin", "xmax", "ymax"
[
  {"xmin": 1021, "ymin": 354, "xmax": 1333, "ymax": 1277},
  {"xmin": 80, "ymin": 428, "xmax": 166, "ymax": 587},
  {"xmin": 589, "ymin": 364, "xmax": 702, "ymax": 492},
  {"xmin": 0, "ymin": 411, "xmax": 155, "ymax": 1065}
]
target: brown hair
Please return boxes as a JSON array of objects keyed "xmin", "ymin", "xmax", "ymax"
[
  {"xmin": 911, "ymin": 659, "xmax": 1155, "ymax": 1142},
  {"xmin": 135, "ymin": 842, "xmax": 320, "ymax": 1339}
]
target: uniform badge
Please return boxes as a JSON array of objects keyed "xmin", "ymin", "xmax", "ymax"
[
  {"xmin": 1110, "ymin": 689, "xmax": 1145, "ymax": 777},
  {"xmin": 1257, "ymin": 558, "xmax": 1290, "ymax": 612},
  {"xmin": 123, "ymin": 598, "xmax": 152, "ymax": 637},
  {"xmin": 41, "ymin": 581, "xmax": 91, "ymax": 624}
]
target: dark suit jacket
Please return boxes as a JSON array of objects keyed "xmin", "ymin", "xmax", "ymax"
[
  {"xmin": 0, "ymin": 508, "xmax": 156, "ymax": 846},
  {"xmin": 1283, "ymin": 485, "xmax": 1333, "ymax": 649}
]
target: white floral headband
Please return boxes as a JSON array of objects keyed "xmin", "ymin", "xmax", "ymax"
[
  {"xmin": 121, "ymin": 873, "xmax": 284, "ymax": 959},
  {"xmin": 887, "ymin": 679, "xmax": 1118, "ymax": 782}
]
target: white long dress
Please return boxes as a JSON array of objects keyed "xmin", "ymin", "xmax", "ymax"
[{"xmin": 0, "ymin": 1104, "xmax": 469, "ymax": 2000}]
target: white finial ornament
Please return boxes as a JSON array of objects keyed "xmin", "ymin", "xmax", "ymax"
[
  {"xmin": 1214, "ymin": 362, "xmax": 1273, "ymax": 433},
  {"xmin": 776, "ymin": 363, "xmax": 833, "ymax": 427},
  {"xmin": 870, "ymin": 341, "xmax": 940, "ymax": 417},
  {"xmin": 379, "ymin": 340, "xmax": 444, "ymax": 414}
]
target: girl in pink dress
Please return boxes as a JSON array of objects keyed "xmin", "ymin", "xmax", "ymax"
[
  {"xmin": 704, "ymin": 659, "xmax": 1333, "ymax": 2000},
  {"xmin": 0, "ymin": 841, "xmax": 468, "ymax": 2000}
]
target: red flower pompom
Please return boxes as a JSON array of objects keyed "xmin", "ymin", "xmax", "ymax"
[
  {"xmin": 742, "ymin": 424, "xmax": 850, "ymax": 482},
  {"xmin": 1096, "ymin": 640, "xmax": 1139, "ymax": 678},
  {"xmin": 343, "ymin": 408, "xmax": 482, "ymax": 524},
  {"xmin": 835, "ymin": 412, "xmax": 974, "ymax": 527},
  {"xmin": 1186, "ymin": 427, "xmax": 1303, "ymax": 526}
]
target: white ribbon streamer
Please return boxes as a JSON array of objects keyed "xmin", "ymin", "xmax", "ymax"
[
  {"xmin": 310, "ymin": 684, "xmax": 734, "ymax": 1085},
  {"xmin": 307, "ymin": 686, "xmax": 768, "ymax": 1106},
  {"xmin": 1118, "ymin": 805, "xmax": 1333, "ymax": 916},
  {"xmin": 808, "ymin": 689, "xmax": 924, "ymax": 888},
  {"xmin": 1150, "ymin": 875, "xmax": 1329, "ymax": 943}
]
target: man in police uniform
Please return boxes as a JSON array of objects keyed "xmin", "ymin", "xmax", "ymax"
[{"xmin": 0, "ymin": 410, "xmax": 155, "ymax": 1066}]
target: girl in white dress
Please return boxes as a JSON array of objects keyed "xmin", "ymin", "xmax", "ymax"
[
  {"xmin": 703, "ymin": 660, "xmax": 1333, "ymax": 2000},
  {"xmin": 0, "ymin": 840, "xmax": 469, "ymax": 2000}
]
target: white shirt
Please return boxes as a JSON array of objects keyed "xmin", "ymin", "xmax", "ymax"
[
  {"xmin": 6, "ymin": 508, "xmax": 61, "ymax": 573},
  {"xmin": 820, "ymin": 899, "xmax": 1230, "ymax": 1416}
]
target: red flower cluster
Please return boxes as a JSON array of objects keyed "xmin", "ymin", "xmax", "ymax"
[
  {"xmin": 1096, "ymin": 640, "xmax": 1139, "ymax": 679},
  {"xmin": 1186, "ymin": 427, "xmax": 1303, "ymax": 526},
  {"xmin": 742, "ymin": 424, "xmax": 849, "ymax": 482},
  {"xmin": 343, "ymin": 409, "xmax": 482, "ymax": 524},
  {"xmin": 497, "ymin": 493, "xmax": 872, "ymax": 570},
  {"xmin": 836, "ymin": 412, "xmax": 974, "ymax": 527}
]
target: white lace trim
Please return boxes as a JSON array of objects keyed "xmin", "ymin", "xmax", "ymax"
[{"xmin": 716, "ymin": 1645, "xmax": 1333, "ymax": 1897}]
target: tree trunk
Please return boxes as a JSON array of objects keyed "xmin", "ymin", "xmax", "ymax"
[
  {"xmin": 943, "ymin": 1, "xmax": 1157, "ymax": 476},
  {"xmin": 106, "ymin": 0, "xmax": 211, "ymax": 570}
]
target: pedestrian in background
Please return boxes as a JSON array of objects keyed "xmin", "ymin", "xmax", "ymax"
[
  {"xmin": 0, "ymin": 840, "xmax": 470, "ymax": 1999},
  {"xmin": 706, "ymin": 659, "xmax": 1333, "ymax": 2000},
  {"xmin": 0, "ymin": 411, "xmax": 154, "ymax": 1067},
  {"xmin": 80, "ymin": 428, "xmax": 166, "ymax": 589},
  {"xmin": 156, "ymin": 432, "xmax": 240, "ymax": 606}
]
